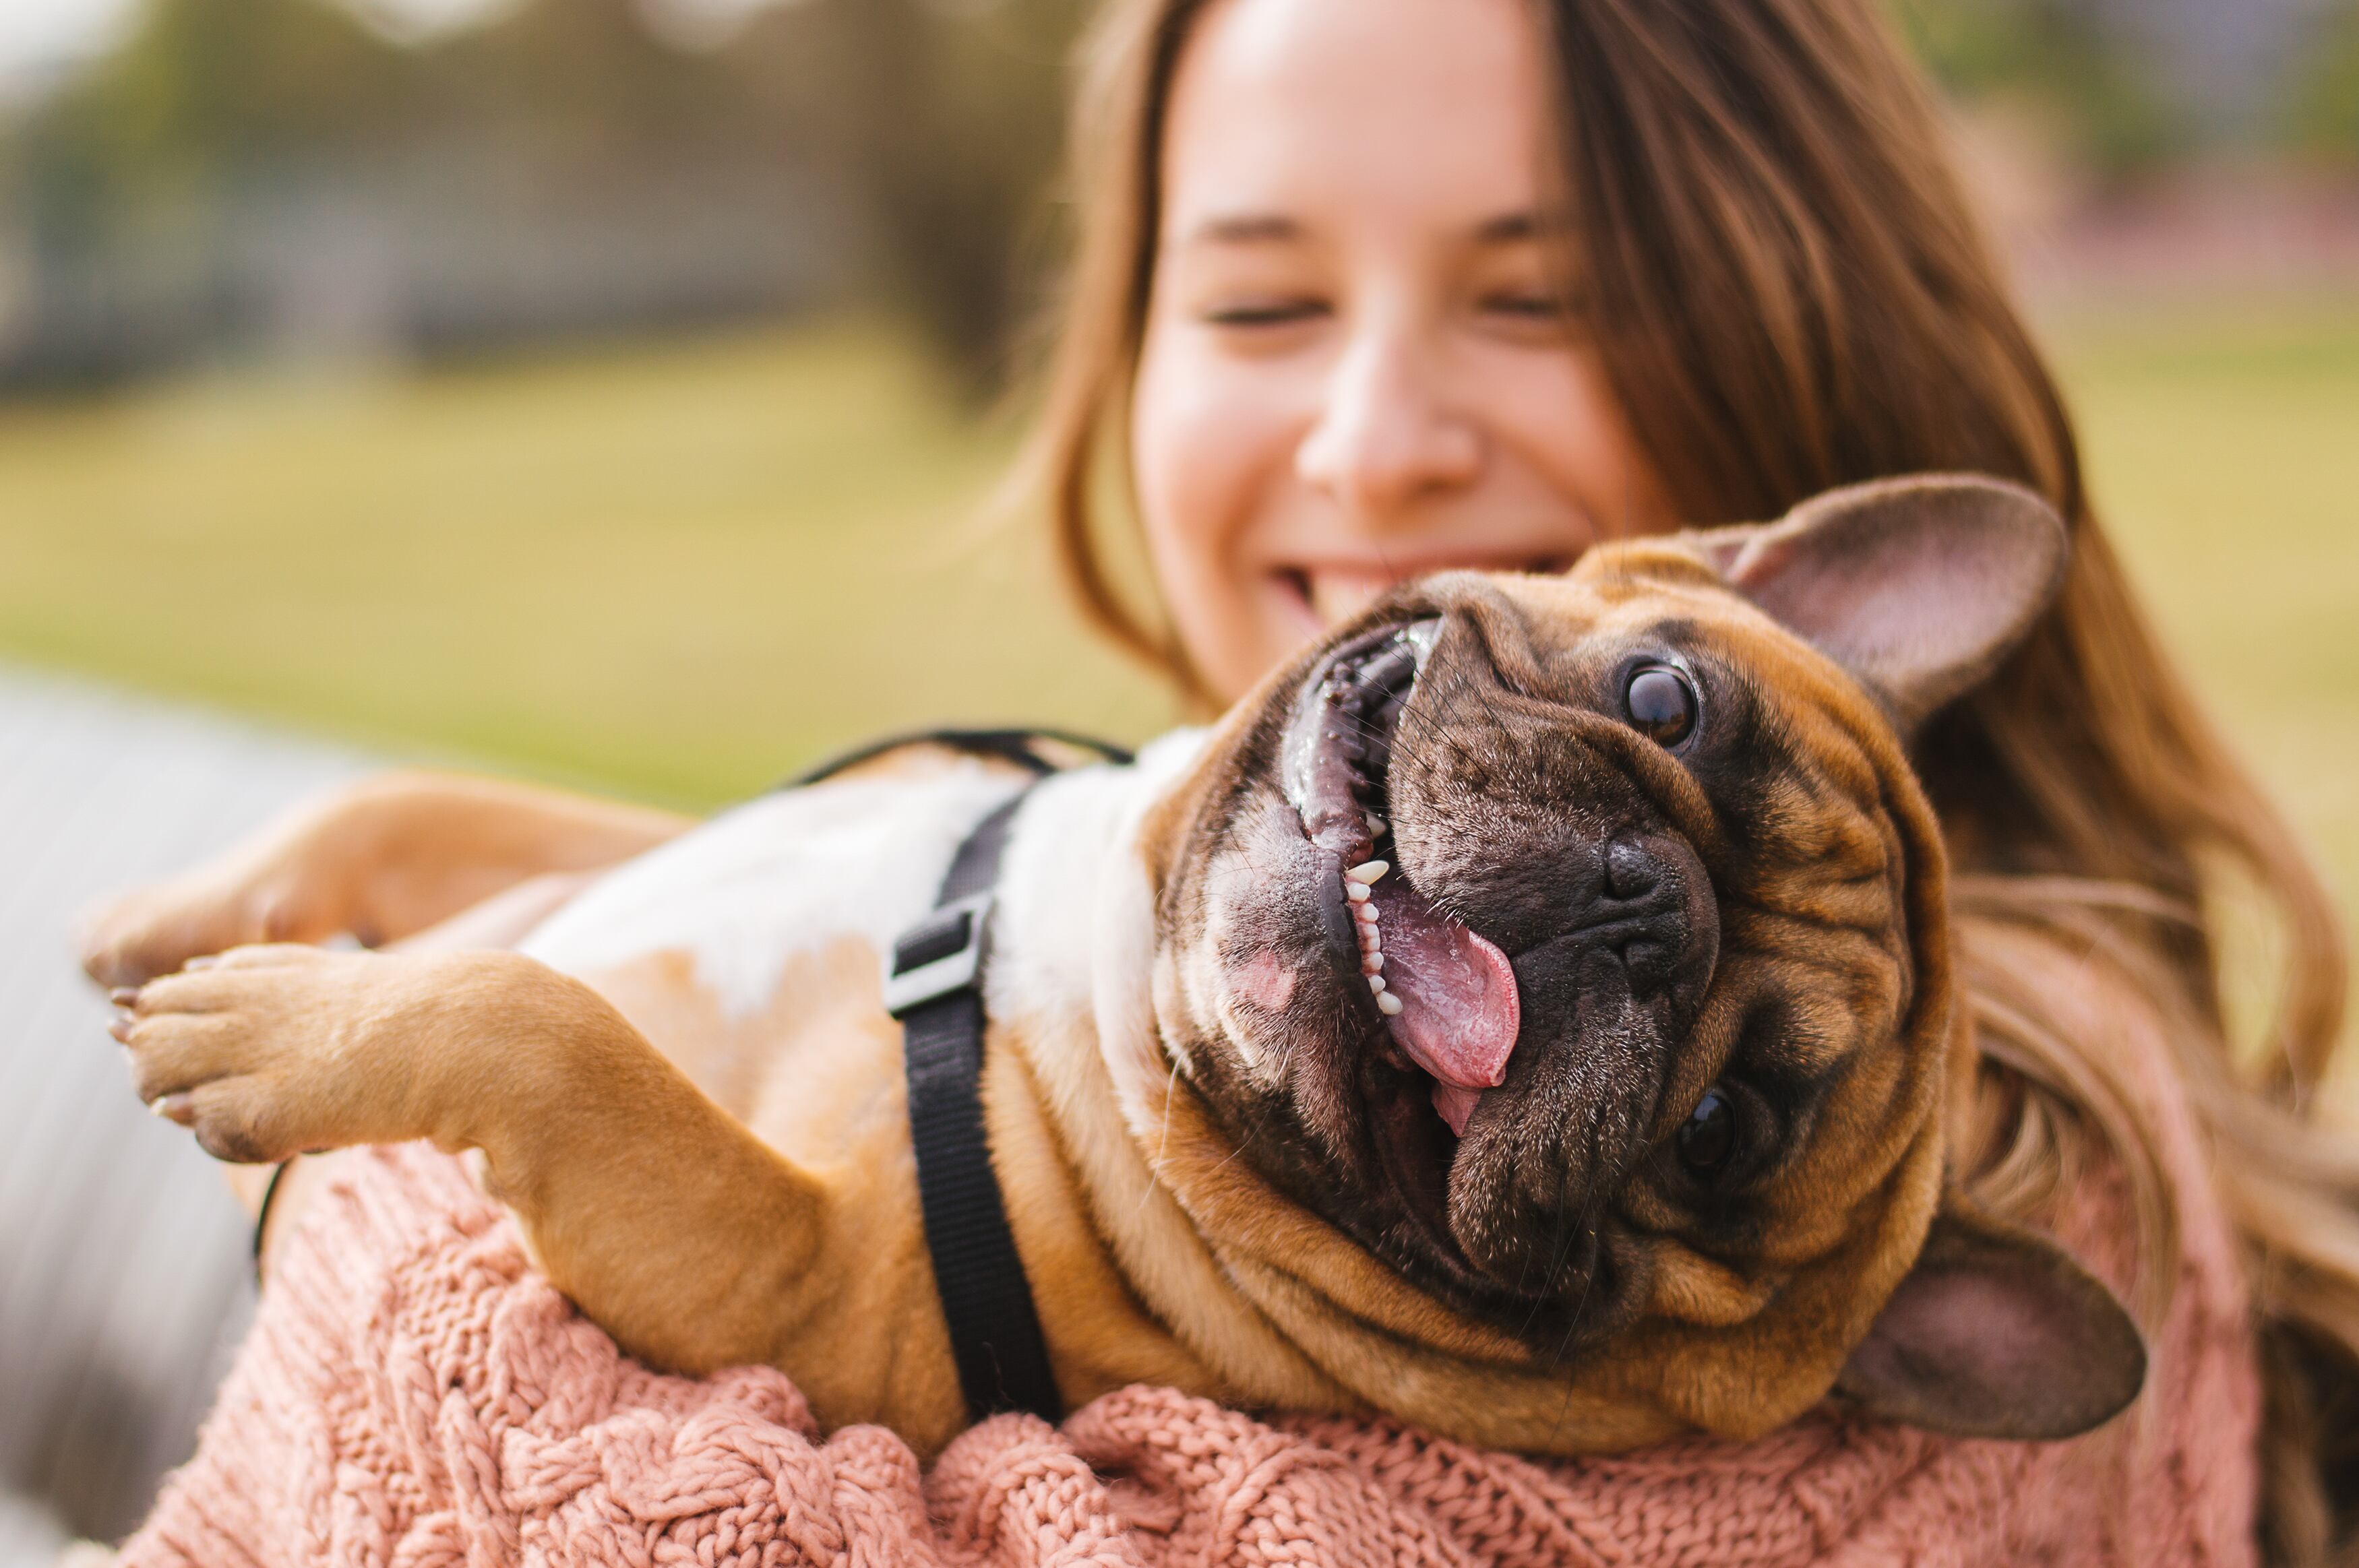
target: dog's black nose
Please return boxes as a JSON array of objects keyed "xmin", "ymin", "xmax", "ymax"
[
  {"xmin": 1604, "ymin": 838, "xmax": 1661, "ymax": 899},
  {"xmin": 1581, "ymin": 835, "xmax": 1714, "ymax": 1000}
]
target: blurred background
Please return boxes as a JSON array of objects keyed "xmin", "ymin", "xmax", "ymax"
[
  {"xmin": 0, "ymin": 0, "xmax": 2353, "ymax": 1557},
  {"xmin": 0, "ymin": 0, "xmax": 2354, "ymax": 798}
]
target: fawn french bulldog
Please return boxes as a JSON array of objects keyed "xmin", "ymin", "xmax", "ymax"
[{"xmin": 94, "ymin": 474, "xmax": 2143, "ymax": 1460}]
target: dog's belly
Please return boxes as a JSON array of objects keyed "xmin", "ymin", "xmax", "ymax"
[{"xmin": 516, "ymin": 758, "xmax": 1029, "ymax": 1169}]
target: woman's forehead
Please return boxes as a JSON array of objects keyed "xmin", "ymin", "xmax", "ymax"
[{"xmin": 1159, "ymin": 0, "xmax": 1554, "ymax": 243}]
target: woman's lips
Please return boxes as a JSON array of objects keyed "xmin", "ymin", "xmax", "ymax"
[
  {"xmin": 1303, "ymin": 566, "xmax": 1415, "ymax": 627},
  {"xmin": 1277, "ymin": 555, "xmax": 1575, "ymax": 631}
]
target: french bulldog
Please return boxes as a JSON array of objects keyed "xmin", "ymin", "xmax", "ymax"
[{"xmin": 98, "ymin": 474, "xmax": 2145, "ymax": 1460}]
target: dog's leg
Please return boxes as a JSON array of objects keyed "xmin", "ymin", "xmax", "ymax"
[
  {"xmin": 80, "ymin": 772, "xmax": 692, "ymax": 989},
  {"xmin": 113, "ymin": 944, "xmax": 828, "ymax": 1375}
]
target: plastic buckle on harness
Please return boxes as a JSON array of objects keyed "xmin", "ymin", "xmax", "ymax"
[{"xmin": 884, "ymin": 893, "xmax": 995, "ymax": 1017}]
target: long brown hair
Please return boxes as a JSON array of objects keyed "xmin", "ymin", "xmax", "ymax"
[{"xmin": 1014, "ymin": 0, "xmax": 2356, "ymax": 1558}]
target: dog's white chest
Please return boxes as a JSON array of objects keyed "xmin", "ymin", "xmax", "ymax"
[{"xmin": 519, "ymin": 764, "xmax": 1029, "ymax": 1020}]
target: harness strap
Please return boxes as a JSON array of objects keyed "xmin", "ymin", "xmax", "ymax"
[
  {"xmin": 781, "ymin": 727, "xmax": 1132, "ymax": 791},
  {"xmin": 886, "ymin": 792, "xmax": 1061, "ymax": 1425},
  {"xmin": 869, "ymin": 728, "xmax": 1128, "ymax": 1427}
]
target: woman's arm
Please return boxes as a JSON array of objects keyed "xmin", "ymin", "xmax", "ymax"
[{"xmin": 80, "ymin": 769, "xmax": 693, "ymax": 989}]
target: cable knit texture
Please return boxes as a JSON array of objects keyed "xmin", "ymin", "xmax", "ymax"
[{"xmin": 124, "ymin": 1040, "xmax": 2260, "ymax": 1566}]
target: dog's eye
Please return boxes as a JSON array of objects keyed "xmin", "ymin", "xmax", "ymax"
[
  {"xmin": 1624, "ymin": 665, "xmax": 1698, "ymax": 748},
  {"xmin": 1677, "ymin": 1086, "xmax": 1738, "ymax": 1177}
]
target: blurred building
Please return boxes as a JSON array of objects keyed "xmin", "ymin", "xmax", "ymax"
[
  {"xmin": 0, "ymin": 156, "xmax": 855, "ymax": 385},
  {"xmin": 2087, "ymin": 0, "xmax": 2322, "ymax": 139},
  {"xmin": 0, "ymin": 0, "xmax": 1079, "ymax": 391}
]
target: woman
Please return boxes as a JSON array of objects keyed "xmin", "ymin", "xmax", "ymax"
[
  {"xmin": 1031, "ymin": 5, "xmax": 2356, "ymax": 1548},
  {"xmin": 85, "ymin": 0, "xmax": 2354, "ymax": 1559}
]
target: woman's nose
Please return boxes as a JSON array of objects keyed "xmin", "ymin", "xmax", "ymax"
[{"xmin": 1295, "ymin": 325, "xmax": 1481, "ymax": 520}]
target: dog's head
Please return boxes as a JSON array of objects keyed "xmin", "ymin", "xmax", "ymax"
[{"xmin": 1145, "ymin": 474, "xmax": 2144, "ymax": 1443}]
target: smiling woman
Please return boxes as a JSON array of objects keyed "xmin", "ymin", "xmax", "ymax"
[{"xmin": 1016, "ymin": 0, "xmax": 2358, "ymax": 1560}]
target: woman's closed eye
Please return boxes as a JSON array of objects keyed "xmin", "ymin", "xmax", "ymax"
[
  {"xmin": 1200, "ymin": 295, "xmax": 1331, "ymax": 330},
  {"xmin": 1473, "ymin": 286, "xmax": 1581, "ymax": 340},
  {"xmin": 1478, "ymin": 288, "xmax": 1561, "ymax": 315}
]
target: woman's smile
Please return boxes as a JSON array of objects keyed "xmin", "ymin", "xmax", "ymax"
[{"xmin": 1270, "ymin": 551, "xmax": 1581, "ymax": 636}]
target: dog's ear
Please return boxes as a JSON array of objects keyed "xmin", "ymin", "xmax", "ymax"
[
  {"xmin": 1695, "ymin": 474, "xmax": 2071, "ymax": 729},
  {"xmin": 1833, "ymin": 1201, "xmax": 2145, "ymax": 1439}
]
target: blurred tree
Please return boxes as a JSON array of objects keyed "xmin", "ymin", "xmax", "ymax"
[
  {"xmin": 734, "ymin": 0, "xmax": 1084, "ymax": 391},
  {"xmin": 1884, "ymin": 0, "xmax": 2194, "ymax": 175},
  {"xmin": 428, "ymin": 0, "xmax": 761, "ymax": 160},
  {"xmin": 2286, "ymin": 0, "xmax": 2359, "ymax": 160},
  {"xmin": 7, "ymin": 0, "xmax": 417, "ymax": 243}
]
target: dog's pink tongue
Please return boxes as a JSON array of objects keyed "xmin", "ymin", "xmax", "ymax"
[{"xmin": 1370, "ymin": 879, "xmax": 1520, "ymax": 1135}]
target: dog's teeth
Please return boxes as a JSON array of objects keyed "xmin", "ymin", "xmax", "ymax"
[
  {"xmin": 1354, "ymin": 903, "xmax": 1379, "ymax": 926},
  {"xmin": 1346, "ymin": 860, "xmax": 1389, "ymax": 885},
  {"xmin": 1368, "ymin": 974, "xmax": 1387, "ymax": 996},
  {"xmin": 1364, "ymin": 813, "xmax": 1386, "ymax": 835},
  {"xmin": 1368, "ymin": 951, "xmax": 1384, "ymax": 972},
  {"xmin": 1345, "ymin": 881, "xmax": 1370, "ymax": 904},
  {"xmin": 1376, "ymin": 991, "xmax": 1404, "ymax": 1016}
]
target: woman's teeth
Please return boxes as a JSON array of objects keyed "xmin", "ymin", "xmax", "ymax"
[
  {"xmin": 1304, "ymin": 569, "xmax": 1407, "ymax": 628},
  {"xmin": 1347, "ymin": 859, "xmax": 1400, "ymax": 1011}
]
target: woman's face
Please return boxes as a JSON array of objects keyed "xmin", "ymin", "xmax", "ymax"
[{"xmin": 1132, "ymin": 0, "xmax": 1672, "ymax": 705}]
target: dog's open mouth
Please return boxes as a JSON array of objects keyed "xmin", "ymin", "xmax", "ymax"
[{"xmin": 1281, "ymin": 620, "xmax": 1522, "ymax": 1137}]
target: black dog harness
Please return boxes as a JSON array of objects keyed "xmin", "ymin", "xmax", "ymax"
[{"xmin": 793, "ymin": 728, "xmax": 1132, "ymax": 1426}]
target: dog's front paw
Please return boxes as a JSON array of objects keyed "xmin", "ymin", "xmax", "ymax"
[{"xmin": 110, "ymin": 945, "xmax": 449, "ymax": 1164}]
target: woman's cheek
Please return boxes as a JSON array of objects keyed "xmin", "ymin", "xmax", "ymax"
[
  {"xmin": 1477, "ymin": 340, "xmax": 1666, "ymax": 533},
  {"xmin": 1132, "ymin": 330, "xmax": 1314, "ymax": 691}
]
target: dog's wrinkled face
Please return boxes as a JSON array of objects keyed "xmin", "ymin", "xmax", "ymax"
[
  {"xmin": 1158, "ymin": 557, "xmax": 1923, "ymax": 1337},
  {"xmin": 1144, "ymin": 476, "xmax": 2146, "ymax": 1441}
]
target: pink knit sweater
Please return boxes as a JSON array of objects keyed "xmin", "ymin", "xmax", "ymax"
[{"xmin": 125, "ymin": 932, "xmax": 2264, "ymax": 1568}]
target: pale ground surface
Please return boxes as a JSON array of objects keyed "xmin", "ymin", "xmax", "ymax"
[{"xmin": 0, "ymin": 666, "xmax": 365, "ymax": 1563}]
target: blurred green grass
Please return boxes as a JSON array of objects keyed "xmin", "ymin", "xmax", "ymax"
[
  {"xmin": 2052, "ymin": 298, "xmax": 2359, "ymax": 1040},
  {"xmin": 0, "ymin": 321, "xmax": 1174, "ymax": 807},
  {"xmin": 0, "ymin": 304, "xmax": 2352, "ymax": 999}
]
